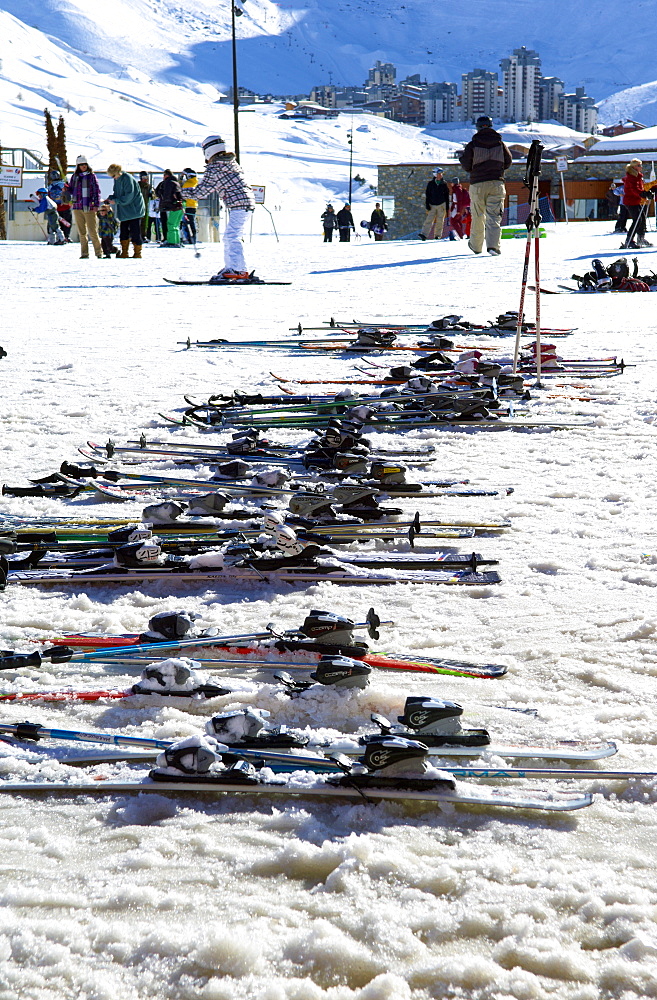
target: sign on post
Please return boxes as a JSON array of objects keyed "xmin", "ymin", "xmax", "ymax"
[
  {"xmin": 0, "ymin": 165, "xmax": 23, "ymax": 188},
  {"xmin": 251, "ymin": 185, "xmax": 266, "ymax": 204},
  {"xmin": 555, "ymin": 158, "xmax": 569, "ymax": 224}
]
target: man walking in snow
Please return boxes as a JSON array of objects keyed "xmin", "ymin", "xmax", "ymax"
[
  {"xmin": 420, "ymin": 168, "xmax": 449, "ymax": 240},
  {"xmin": 459, "ymin": 117, "xmax": 512, "ymax": 256}
]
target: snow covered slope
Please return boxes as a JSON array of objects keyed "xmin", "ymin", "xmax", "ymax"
[{"xmin": 598, "ymin": 81, "xmax": 657, "ymax": 129}]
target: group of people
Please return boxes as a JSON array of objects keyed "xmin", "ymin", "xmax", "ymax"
[
  {"xmin": 608, "ymin": 159, "xmax": 654, "ymax": 247},
  {"xmin": 30, "ymin": 136, "xmax": 255, "ymax": 278},
  {"xmin": 321, "ymin": 202, "xmax": 388, "ymax": 242},
  {"xmin": 32, "ymin": 158, "xmax": 204, "ymax": 259},
  {"xmin": 420, "ymin": 170, "xmax": 472, "ymax": 242}
]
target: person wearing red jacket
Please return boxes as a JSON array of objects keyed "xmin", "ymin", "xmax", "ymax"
[
  {"xmin": 623, "ymin": 159, "xmax": 655, "ymax": 247},
  {"xmin": 449, "ymin": 178, "xmax": 471, "ymax": 239}
]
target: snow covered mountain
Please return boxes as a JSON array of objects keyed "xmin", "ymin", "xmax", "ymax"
[{"xmin": 3, "ymin": 0, "xmax": 657, "ymax": 103}]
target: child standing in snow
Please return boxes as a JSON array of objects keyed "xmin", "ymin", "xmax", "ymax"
[
  {"xmin": 32, "ymin": 188, "xmax": 65, "ymax": 244},
  {"xmin": 193, "ymin": 135, "xmax": 255, "ymax": 281},
  {"xmin": 97, "ymin": 201, "xmax": 119, "ymax": 257}
]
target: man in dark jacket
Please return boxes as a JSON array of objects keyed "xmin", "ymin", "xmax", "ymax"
[
  {"xmin": 459, "ymin": 116, "xmax": 512, "ymax": 255},
  {"xmin": 420, "ymin": 168, "xmax": 450, "ymax": 239},
  {"xmin": 337, "ymin": 203, "xmax": 355, "ymax": 242}
]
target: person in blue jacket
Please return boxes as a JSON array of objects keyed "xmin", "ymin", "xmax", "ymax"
[
  {"xmin": 32, "ymin": 188, "xmax": 65, "ymax": 244},
  {"xmin": 107, "ymin": 164, "xmax": 145, "ymax": 258}
]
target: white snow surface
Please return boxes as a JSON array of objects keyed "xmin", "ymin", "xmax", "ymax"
[{"xmin": 0, "ymin": 222, "xmax": 657, "ymax": 998}]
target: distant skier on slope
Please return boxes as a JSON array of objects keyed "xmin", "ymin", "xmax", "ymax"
[{"xmin": 194, "ymin": 135, "xmax": 256, "ymax": 282}]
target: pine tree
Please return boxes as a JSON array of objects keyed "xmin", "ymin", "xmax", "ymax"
[
  {"xmin": 56, "ymin": 115, "xmax": 68, "ymax": 176},
  {"xmin": 44, "ymin": 109, "xmax": 58, "ymax": 175}
]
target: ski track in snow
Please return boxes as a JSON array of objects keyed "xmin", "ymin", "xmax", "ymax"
[{"xmin": 0, "ymin": 222, "xmax": 656, "ymax": 998}]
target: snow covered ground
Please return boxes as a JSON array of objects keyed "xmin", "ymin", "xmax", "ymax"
[{"xmin": 0, "ymin": 221, "xmax": 656, "ymax": 999}]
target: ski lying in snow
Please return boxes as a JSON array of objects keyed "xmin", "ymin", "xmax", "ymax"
[
  {"xmin": 58, "ymin": 752, "xmax": 625, "ymax": 773},
  {"xmin": 2, "ymin": 562, "xmax": 502, "ymax": 588},
  {"xmin": 0, "ymin": 776, "xmax": 592, "ymax": 811},
  {"xmin": 167, "ymin": 279, "xmax": 291, "ymax": 288},
  {"xmin": 0, "ymin": 718, "xmax": 617, "ymax": 763}
]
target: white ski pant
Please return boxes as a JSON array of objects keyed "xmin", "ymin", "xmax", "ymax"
[
  {"xmin": 469, "ymin": 180, "xmax": 506, "ymax": 253},
  {"xmin": 223, "ymin": 208, "xmax": 250, "ymax": 271}
]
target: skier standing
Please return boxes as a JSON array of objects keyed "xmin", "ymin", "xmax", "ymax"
[
  {"xmin": 337, "ymin": 203, "xmax": 355, "ymax": 242},
  {"xmin": 31, "ymin": 188, "xmax": 65, "ymax": 244},
  {"xmin": 458, "ymin": 117, "xmax": 512, "ymax": 256},
  {"xmin": 193, "ymin": 135, "xmax": 256, "ymax": 281},
  {"xmin": 623, "ymin": 159, "xmax": 654, "ymax": 247}
]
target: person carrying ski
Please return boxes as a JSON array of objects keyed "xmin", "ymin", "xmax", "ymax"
[
  {"xmin": 321, "ymin": 204, "xmax": 338, "ymax": 242},
  {"xmin": 459, "ymin": 117, "xmax": 512, "ymax": 256},
  {"xmin": 623, "ymin": 159, "xmax": 654, "ymax": 248},
  {"xmin": 337, "ymin": 203, "xmax": 355, "ymax": 242},
  {"xmin": 420, "ymin": 168, "xmax": 449, "ymax": 240},
  {"xmin": 31, "ymin": 188, "xmax": 66, "ymax": 244},
  {"xmin": 449, "ymin": 178, "xmax": 471, "ymax": 240},
  {"xmin": 194, "ymin": 135, "xmax": 256, "ymax": 281},
  {"xmin": 67, "ymin": 155, "xmax": 103, "ymax": 258},
  {"xmin": 369, "ymin": 202, "xmax": 387, "ymax": 241}
]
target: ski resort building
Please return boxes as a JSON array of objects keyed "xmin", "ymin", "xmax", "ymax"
[{"xmin": 500, "ymin": 47, "xmax": 542, "ymax": 122}]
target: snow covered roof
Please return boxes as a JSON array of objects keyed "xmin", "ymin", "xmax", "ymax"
[{"xmin": 589, "ymin": 124, "xmax": 657, "ymax": 152}]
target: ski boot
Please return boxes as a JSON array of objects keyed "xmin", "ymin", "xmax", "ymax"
[
  {"xmin": 274, "ymin": 654, "xmax": 372, "ymax": 695},
  {"xmin": 329, "ymin": 738, "xmax": 456, "ymax": 791},
  {"xmin": 370, "ymin": 695, "xmax": 490, "ymax": 747}
]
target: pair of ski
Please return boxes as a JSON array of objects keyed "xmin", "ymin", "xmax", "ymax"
[
  {"xmin": 22, "ymin": 610, "xmax": 510, "ymax": 679},
  {"xmin": 0, "ymin": 720, "xmax": 619, "ymax": 812},
  {"xmin": 1, "ymin": 557, "xmax": 502, "ymax": 590}
]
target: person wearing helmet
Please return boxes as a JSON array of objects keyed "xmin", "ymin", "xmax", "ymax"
[
  {"xmin": 420, "ymin": 168, "xmax": 449, "ymax": 240},
  {"xmin": 31, "ymin": 188, "xmax": 66, "ymax": 245},
  {"xmin": 193, "ymin": 135, "xmax": 256, "ymax": 281},
  {"xmin": 448, "ymin": 177, "xmax": 471, "ymax": 240},
  {"xmin": 458, "ymin": 117, "xmax": 512, "ymax": 256},
  {"xmin": 67, "ymin": 155, "xmax": 103, "ymax": 258}
]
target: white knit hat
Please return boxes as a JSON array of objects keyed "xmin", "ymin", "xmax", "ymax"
[
  {"xmin": 202, "ymin": 136, "xmax": 226, "ymax": 160},
  {"xmin": 76, "ymin": 154, "xmax": 89, "ymax": 165}
]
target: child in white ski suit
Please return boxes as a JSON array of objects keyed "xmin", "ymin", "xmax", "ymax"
[{"xmin": 193, "ymin": 135, "xmax": 256, "ymax": 279}]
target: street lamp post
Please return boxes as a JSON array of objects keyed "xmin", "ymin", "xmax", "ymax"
[
  {"xmin": 347, "ymin": 130, "xmax": 353, "ymax": 202},
  {"xmin": 231, "ymin": 2, "xmax": 243, "ymax": 163}
]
